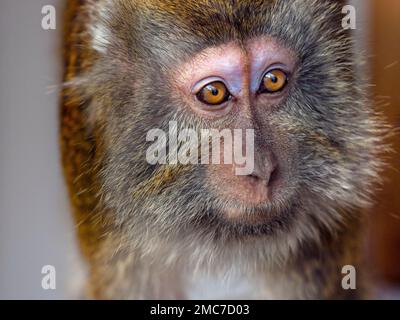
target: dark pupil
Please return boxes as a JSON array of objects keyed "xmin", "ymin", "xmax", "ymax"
[
  {"xmin": 268, "ymin": 73, "xmax": 278, "ymax": 83},
  {"xmin": 207, "ymin": 85, "xmax": 219, "ymax": 96}
]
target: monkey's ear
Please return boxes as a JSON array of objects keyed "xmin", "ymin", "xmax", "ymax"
[{"xmin": 64, "ymin": 0, "xmax": 113, "ymax": 56}]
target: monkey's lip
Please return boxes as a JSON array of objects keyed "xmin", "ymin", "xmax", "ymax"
[
  {"xmin": 234, "ymin": 174, "xmax": 272, "ymax": 204},
  {"xmin": 219, "ymin": 196, "xmax": 282, "ymax": 226}
]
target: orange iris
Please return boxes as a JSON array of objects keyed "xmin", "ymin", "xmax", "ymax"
[
  {"xmin": 262, "ymin": 69, "xmax": 287, "ymax": 93},
  {"xmin": 197, "ymin": 81, "xmax": 230, "ymax": 105}
]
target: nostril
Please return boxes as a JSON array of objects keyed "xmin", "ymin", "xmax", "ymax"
[
  {"xmin": 247, "ymin": 173, "xmax": 261, "ymax": 183},
  {"xmin": 268, "ymin": 167, "xmax": 279, "ymax": 187},
  {"xmin": 247, "ymin": 164, "xmax": 278, "ymax": 188},
  {"xmin": 248, "ymin": 172, "xmax": 259, "ymax": 179}
]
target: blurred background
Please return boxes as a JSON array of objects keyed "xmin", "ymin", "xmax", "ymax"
[
  {"xmin": 0, "ymin": 0, "xmax": 399, "ymax": 299},
  {"xmin": 367, "ymin": 0, "xmax": 400, "ymax": 299}
]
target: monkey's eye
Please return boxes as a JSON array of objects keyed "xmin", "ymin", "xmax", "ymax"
[
  {"xmin": 259, "ymin": 69, "xmax": 288, "ymax": 94},
  {"xmin": 196, "ymin": 81, "xmax": 231, "ymax": 106}
]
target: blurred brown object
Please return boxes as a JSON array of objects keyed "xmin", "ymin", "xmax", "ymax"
[{"xmin": 369, "ymin": 0, "xmax": 400, "ymax": 284}]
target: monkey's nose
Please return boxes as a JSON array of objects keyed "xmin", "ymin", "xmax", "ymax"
[{"xmin": 214, "ymin": 155, "xmax": 279, "ymax": 205}]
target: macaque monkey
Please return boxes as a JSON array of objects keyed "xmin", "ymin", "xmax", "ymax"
[{"xmin": 61, "ymin": 0, "xmax": 385, "ymax": 299}]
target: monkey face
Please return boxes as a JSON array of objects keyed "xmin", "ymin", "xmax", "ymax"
[
  {"xmin": 169, "ymin": 36, "xmax": 298, "ymax": 226},
  {"xmin": 85, "ymin": 0, "xmax": 382, "ymax": 248}
]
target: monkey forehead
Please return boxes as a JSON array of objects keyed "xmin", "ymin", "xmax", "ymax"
[
  {"xmin": 246, "ymin": 36, "xmax": 297, "ymax": 76},
  {"xmin": 173, "ymin": 36, "xmax": 297, "ymax": 94}
]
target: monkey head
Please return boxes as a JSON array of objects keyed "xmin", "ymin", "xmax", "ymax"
[{"xmin": 78, "ymin": 0, "xmax": 383, "ymax": 267}]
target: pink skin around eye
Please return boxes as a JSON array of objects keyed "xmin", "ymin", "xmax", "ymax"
[
  {"xmin": 172, "ymin": 35, "xmax": 297, "ymax": 119},
  {"xmin": 172, "ymin": 43, "xmax": 246, "ymax": 118},
  {"xmin": 246, "ymin": 37, "xmax": 297, "ymax": 93}
]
